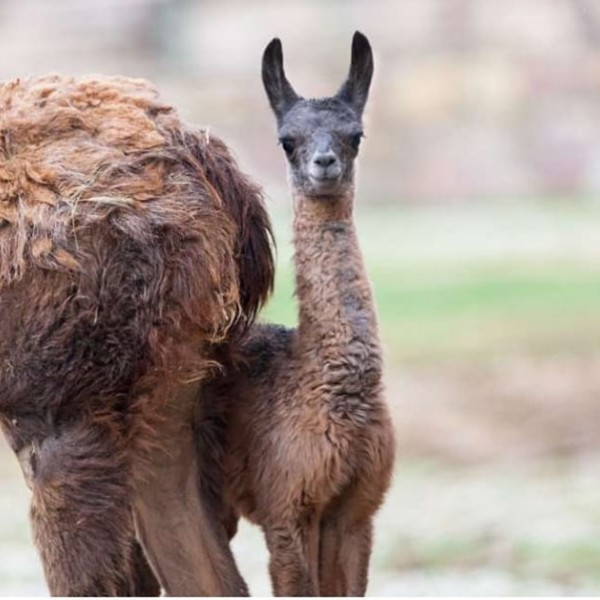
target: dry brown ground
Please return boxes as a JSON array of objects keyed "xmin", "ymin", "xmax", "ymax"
[{"xmin": 389, "ymin": 354, "xmax": 600, "ymax": 463}]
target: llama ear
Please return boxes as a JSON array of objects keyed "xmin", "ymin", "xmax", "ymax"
[
  {"xmin": 262, "ymin": 38, "xmax": 300, "ymax": 121},
  {"xmin": 336, "ymin": 31, "xmax": 374, "ymax": 115}
]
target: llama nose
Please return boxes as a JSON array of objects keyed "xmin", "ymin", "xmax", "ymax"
[{"xmin": 313, "ymin": 152, "xmax": 338, "ymax": 168}]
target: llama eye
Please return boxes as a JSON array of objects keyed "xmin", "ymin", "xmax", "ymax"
[
  {"xmin": 279, "ymin": 137, "xmax": 296, "ymax": 156},
  {"xmin": 350, "ymin": 133, "xmax": 363, "ymax": 151}
]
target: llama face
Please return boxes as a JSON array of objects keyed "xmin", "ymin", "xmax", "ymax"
[
  {"xmin": 262, "ymin": 31, "xmax": 374, "ymax": 199},
  {"xmin": 276, "ymin": 98, "xmax": 363, "ymax": 197}
]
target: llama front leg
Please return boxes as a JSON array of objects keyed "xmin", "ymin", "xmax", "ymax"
[
  {"xmin": 24, "ymin": 419, "xmax": 134, "ymax": 596},
  {"xmin": 132, "ymin": 384, "xmax": 248, "ymax": 596},
  {"xmin": 318, "ymin": 518, "xmax": 343, "ymax": 596},
  {"xmin": 264, "ymin": 523, "xmax": 316, "ymax": 596},
  {"xmin": 339, "ymin": 519, "xmax": 373, "ymax": 596},
  {"xmin": 319, "ymin": 516, "xmax": 373, "ymax": 596}
]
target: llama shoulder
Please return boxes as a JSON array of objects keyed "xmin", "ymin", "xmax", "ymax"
[{"xmin": 235, "ymin": 323, "xmax": 296, "ymax": 380}]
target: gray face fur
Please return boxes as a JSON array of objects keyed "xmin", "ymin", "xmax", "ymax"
[{"xmin": 262, "ymin": 32, "xmax": 374, "ymax": 199}]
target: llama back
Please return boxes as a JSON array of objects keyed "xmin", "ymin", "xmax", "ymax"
[{"xmin": 0, "ymin": 76, "xmax": 273, "ymax": 421}]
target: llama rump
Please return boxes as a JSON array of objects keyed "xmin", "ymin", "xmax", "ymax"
[{"xmin": 0, "ymin": 75, "xmax": 273, "ymax": 595}]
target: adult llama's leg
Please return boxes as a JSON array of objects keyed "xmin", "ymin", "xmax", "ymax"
[
  {"xmin": 132, "ymin": 382, "xmax": 249, "ymax": 597},
  {"xmin": 125, "ymin": 540, "xmax": 161, "ymax": 596},
  {"xmin": 23, "ymin": 419, "xmax": 134, "ymax": 596}
]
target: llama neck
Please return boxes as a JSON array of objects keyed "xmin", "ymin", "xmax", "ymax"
[{"xmin": 291, "ymin": 190, "xmax": 380, "ymax": 359}]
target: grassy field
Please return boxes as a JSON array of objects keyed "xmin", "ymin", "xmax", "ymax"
[
  {"xmin": 1, "ymin": 201, "xmax": 600, "ymax": 595},
  {"xmin": 263, "ymin": 201, "xmax": 600, "ymax": 365}
]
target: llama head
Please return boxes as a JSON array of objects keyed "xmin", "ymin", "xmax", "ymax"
[{"xmin": 262, "ymin": 31, "xmax": 373, "ymax": 199}]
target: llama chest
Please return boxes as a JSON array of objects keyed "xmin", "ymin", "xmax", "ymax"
[{"xmin": 301, "ymin": 315, "xmax": 383, "ymax": 407}]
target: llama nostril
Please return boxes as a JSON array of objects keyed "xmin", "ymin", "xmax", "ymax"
[{"xmin": 313, "ymin": 153, "xmax": 337, "ymax": 168}]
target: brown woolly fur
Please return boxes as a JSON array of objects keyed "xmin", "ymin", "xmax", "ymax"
[
  {"xmin": 197, "ymin": 206, "xmax": 395, "ymax": 595},
  {"xmin": 192, "ymin": 32, "xmax": 396, "ymax": 597},
  {"xmin": 0, "ymin": 75, "xmax": 273, "ymax": 595}
]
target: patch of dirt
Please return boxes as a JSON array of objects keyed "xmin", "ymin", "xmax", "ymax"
[{"xmin": 387, "ymin": 354, "xmax": 600, "ymax": 462}]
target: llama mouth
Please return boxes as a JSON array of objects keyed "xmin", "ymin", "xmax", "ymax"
[
  {"xmin": 309, "ymin": 174, "xmax": 342, "ymax": 188},
  {"xmin": 307, "ymin": 175, "xmax": 346, "ymax": 197}
]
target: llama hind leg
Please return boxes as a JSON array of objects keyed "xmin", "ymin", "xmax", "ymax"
[
  {"xmin": 127, "ymin": 539, "xmax": 161, "ymax": 596},
  {"xmin": 110, "ymin": 538, "xmax": 161, "ymax": 596},
  {"xmin": 132, "ymin": 384, "xmax": 248, "ymax": 596},
  {"xmin": 133, "ymin": 455, "xmax": 247, "ymax": 597},
  {"xmin": 26, "ymin": 419, "xmax": 134, "ymax": 596}
]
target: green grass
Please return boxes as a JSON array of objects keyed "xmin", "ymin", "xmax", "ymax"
[
  {"xmin": 366, "ymin": 459, "xmax": 600, "ymax": 593},
  {"xmin": 383, "ymin": 534, "xmax": 600, "ymax": 586},
  {"xmin": 261, "ymin": 204, "xmax": 600, "ymax": 365}
]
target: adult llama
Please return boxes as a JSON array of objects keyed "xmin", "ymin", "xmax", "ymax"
[{"xmin": 0, "ymin": 75, "xmax": 273, "ymax": 596}]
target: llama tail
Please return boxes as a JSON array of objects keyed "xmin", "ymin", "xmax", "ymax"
[{"xmin": 184, "ymin": 131, "xmax": 276, "ymax": 335}]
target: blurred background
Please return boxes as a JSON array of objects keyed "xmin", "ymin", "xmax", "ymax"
[{"xmin": 1, "ymin": 0, "xmax": 600, "ymax": 595}]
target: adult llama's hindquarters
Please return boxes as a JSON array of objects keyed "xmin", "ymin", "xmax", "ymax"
[{"xmin": 0, "ymin": 75, "xmax": 273, "ymax": 595}]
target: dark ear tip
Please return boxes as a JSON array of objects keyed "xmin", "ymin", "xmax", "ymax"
[
  {"xmin": 352, "ymin": 31, "xmax": 371, "ymax": 50},
  {"xmin": 264, "ymin": 37, "xmax": 282, "ymax": 58}
]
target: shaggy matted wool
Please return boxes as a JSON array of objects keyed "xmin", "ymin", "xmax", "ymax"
[
  {"xmin": 0, "ymin": 75, "xmax": 273, "ymax": 409},
  {"xmin": 0, "ymin": 75, "xmax": 273, "ymax": 595}
]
